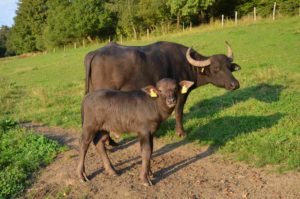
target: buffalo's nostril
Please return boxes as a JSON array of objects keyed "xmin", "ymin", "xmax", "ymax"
[
  {"xmin": 167, "ymin": 98, "xmax": 176, "ymax": 104},
  {"xmin": 231, "ymin": 81, "xmax": 239, "ymax": 89}
]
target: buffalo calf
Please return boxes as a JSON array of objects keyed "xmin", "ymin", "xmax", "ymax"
[{"xmin": 77, "ymin": 78, "xmax": 194, "ymax": 186}]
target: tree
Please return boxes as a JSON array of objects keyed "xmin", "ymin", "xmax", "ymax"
[
  {"xmin": 137, "ymin": 0, "xmax": 170, "ymax": 31},
  {"xmin": 7, "ymin": 0, "xmax": 48, "ymax": 54},
  {"xmin": 0, "ymin": 26, "xmax": 10, "ymax": 57},
  {"xmin": 167, "ymin": 0, "xmax": 215, "ymax": 29},
  {"xmin": 107, "ymin": 0, "xmax": 141, "ymax": 38},
  {"xmin": 43, "ymin": 0, "xmax": 77, "ymax": 48},
  {"xmin": 72, "ymin": 0, "xmax": 116, "ymax": 41}
]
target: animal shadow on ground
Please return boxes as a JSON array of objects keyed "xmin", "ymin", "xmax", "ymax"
[
  {"xmin": 20, "ymin": 122, "xmax": 78, "ymax": 148},
  {"xmin": 158, "ymin": 83, "xmax": 284, "ymax": 143},
  {"xmin": 153, "ymin": 113, "xmax": 283, "ymax": 184},
  {"xmin": 151, "ymin": 83, "xmax": 284, "ymax": 183}
]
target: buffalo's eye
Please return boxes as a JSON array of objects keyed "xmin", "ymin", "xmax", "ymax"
[
  {"xmin": 212, "ymin": 65, "xmax": 220, "ymax": 73},
  {"xmin": 230, "ymin": 63, "xmax": 241, "ymax": 71}
]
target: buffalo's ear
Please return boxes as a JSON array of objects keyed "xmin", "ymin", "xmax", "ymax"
[
  {"xmin": 179, "ymin": 81, "xmax": 194, "ymax": 94},
  {"xmin": 142, "ymin": 85, "xmax": 159, "ymax": 98},
  {"xmin": 230, "ymin": 63, "xmax": 241, "ymax": 71}
]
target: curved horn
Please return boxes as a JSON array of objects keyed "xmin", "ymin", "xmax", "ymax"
[
  {"xmin": 225, "ymin": 41, "xmax": 233, "ymax": 61},
  {"xmin": 186, "ymin": 47, "xmax": 211, "ymax": 67}
]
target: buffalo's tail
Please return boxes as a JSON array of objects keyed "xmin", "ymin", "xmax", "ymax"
[{"xmin": 84, "ymin": 52, "xmax": 96, "ymax": 95}]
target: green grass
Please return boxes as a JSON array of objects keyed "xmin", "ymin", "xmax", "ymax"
[
  {"xmin": 0, "ymin": 17, "xmax": 299, "ymax": 172},
  {"xmin": 0, "ymin": 119, "xmax": 64, "ymax": 199}
]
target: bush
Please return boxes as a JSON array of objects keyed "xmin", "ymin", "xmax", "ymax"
[{"xmin": 0, "ymin": 119, "xmax": 63, "ymax": 199}]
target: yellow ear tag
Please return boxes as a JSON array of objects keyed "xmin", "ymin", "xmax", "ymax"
[
  {"xmin": 150, "ymin": 89, "xmax": 158, "ymax": 97},
  {"xmin": 201, "ymin": 68, "xmax": 205, "ymax": 73},
  {"xmin": 181, "ymin": 85, "xmax": 188, "ymax": 94}
]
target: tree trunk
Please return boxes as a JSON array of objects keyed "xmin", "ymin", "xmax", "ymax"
[{"xmin": 131, "ymin": 22, "xmax": 137, "ymax": 39}]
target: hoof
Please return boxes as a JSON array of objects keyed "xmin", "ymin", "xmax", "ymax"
[
  {"xmin": 149, "ymin": 169, "xmax": 155, "ymax": 177},
  {"xmin": 78, "ymin": 172, "xmax": 90, "ymax": 182},
  {"xmin": 107, "ymin": 137, "xmax": 120, "ymax": 147},
  {"xmin": 141, "ymin": 181, "xmax": 152, "ymax": 187},
  {"xmin": 176, "ymin": 130, "xmax": 186, "ymax": 137},
  {"xmin": 141, "ymin": 182, "xmax": 151, "ymax": 187},
  {"xmin": 140, "ymin": 177, "xmax": 153, "ymax": 187}
]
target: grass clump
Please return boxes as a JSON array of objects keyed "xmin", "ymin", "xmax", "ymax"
[{"xmin": 0, "ymin": 119, "xmax": 63, "ymax": 199}]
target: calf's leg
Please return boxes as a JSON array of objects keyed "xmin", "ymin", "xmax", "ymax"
[
  {"xmin": 77, "ymin": 127, "xmax": 96, "ymax": 181},
  {"xmin": 93, "ymin": 131, "xmax": 117, "ymax": 176},
  {"xmin": 139, "ymin": 133, "xmax": 153, "ymax": 186}
]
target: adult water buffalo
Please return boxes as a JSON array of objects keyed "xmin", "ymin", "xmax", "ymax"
[{"xmin": 84, "ymin": 41, "xmax": 241, "ymax": 138}]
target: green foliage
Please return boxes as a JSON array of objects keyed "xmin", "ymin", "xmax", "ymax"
[
  {"xmin": 0, "ymin": 120, "xmax": 62, "ymax": 199},
  {"xmin": 0, "ymin": 26, "xmax": 11, "ymax": 57},
  {"xmin": 43, "ymin": 0, "xmax": 76, "ymax": 48},
  {"xmin": 167, "ymin": 0, "xmax": 214, "ymax": 28},
  {"xmin": 109, "ymin": 0, "xmax": 141, "ymax": 38},
  {"xmin": 7, "ymin": 0, "xmax": 48, "ymax": 54},
  {"xmin": 137, "ymin": 0, "xmax": 170, "ymax": 29},
  {"xmin": 44, "ymin": 0, "xmax": 116, "ymax": 48},
  {"xmin": 72, "ymin": 0, "xmax": 116, "ymax": 40},
  {"xmin": 0, "ymin": 119, "xmax": 18, "ymax": 132},
  {"xmin": 236, "ymin": 0, "xmax": 300, "ymax": 17}
]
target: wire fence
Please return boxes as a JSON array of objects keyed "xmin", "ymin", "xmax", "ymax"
[{"xmin": 45, "ymin": 2, "xmax": 299, "ymax": 54}]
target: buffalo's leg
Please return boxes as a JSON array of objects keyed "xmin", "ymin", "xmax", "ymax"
[
  {"xmin": 175, "ymin": 94, "xmax": 188, "ymax": 137},
  {"xmin": 93, "ymin": 131, "xmax": 117, "ymax": 176},
  {"xmin": 139, "ymin": 133, "xmax": 153, "ymax": 186},
  {"xmin": 77, "ymin": 127, "xmax": 96, "ymax": 181}
]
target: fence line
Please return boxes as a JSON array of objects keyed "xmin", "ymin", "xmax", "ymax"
[
  {"xmin": 273, "ymin": 2, "xmax": 277, "ymax": 20},
  {"xmin": 221, "ymin": 15, "xmax": 224, "ymax": 27},
  {"xmin": 48, "ymin": 2, "xmax": 298, "ymax": 54}
]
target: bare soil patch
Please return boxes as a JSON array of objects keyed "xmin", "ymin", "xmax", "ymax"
[{"xmin": 21, "ymin": 123, "xmax": 300, "ymax": 199}]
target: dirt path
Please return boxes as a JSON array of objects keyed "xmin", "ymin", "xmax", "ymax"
[{"xmin": 21, "ymin": 123, "xmax": 300, "ymax": 199}]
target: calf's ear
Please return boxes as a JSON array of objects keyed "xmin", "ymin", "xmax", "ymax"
[
  {"xmin": 179, "ymin": 80, "xmax": 194, "ymax": 94},
  {"xmin": 142, "ymin": 85, "xmax": 159, "ymax": 98}
]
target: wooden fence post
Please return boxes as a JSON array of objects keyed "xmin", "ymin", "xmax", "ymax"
[
  {"xmin": 235, "ymin": 11, "xmax": 238, "ymax": 25},
  {"xmin": 254, "ymin": 7, "xmax": 257, "ymax": 21},
  {"xmin": 74, "ymin": 43, "xmax": 77, "ymax": 49},
  {"xmin": 147, "ymin": 29, "xmax": 149, "ymax": 39},
  {"xmin": 82, "ymin": 40, "xmax": 85, "ymax": 48},
  {"xmin": 120, "ymin": 35, "xmax": 123, "ymax": 44},
  {"xmin": 182, "ymin": 22, "xmax": 185, "ymax": 31},
  {"xmin": 273, "ymin": 2, "xmax": 276, "ymax": 20},
  {"xmin": 189, "ymin": 22, "xmax": 192, "ymax": 31},
  {"xmin": 221, "ymin": 14, "xmax": 224, "ymax": 27}
]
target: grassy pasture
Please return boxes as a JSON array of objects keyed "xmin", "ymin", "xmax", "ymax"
[{"xmin": 0, "ymin": 17, "xmax": 299, "ymax": 173}]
